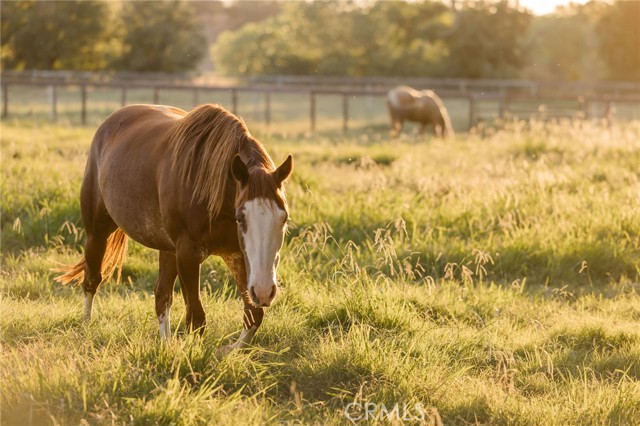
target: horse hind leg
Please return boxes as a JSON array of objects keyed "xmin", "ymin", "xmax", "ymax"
[
  {"xmin": 155, "ymin": 251, "xmax": 178, "ymax": 340},
  {"xmin": 79, "ymin": 176, "xmax": 121, "ymax": 321},
  {"xmin": 81, "ymin": 222, "xmax": 118, "ymax": 321}
]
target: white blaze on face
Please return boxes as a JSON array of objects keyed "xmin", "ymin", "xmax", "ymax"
[{"xmin": 241, "ymin": 198, "xmax": 287, "ymax": 307}]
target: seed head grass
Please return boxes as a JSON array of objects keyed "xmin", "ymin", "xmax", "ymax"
[{"xmin": 1, "ymin": 118, "xmax": 639, "ymax": 425}]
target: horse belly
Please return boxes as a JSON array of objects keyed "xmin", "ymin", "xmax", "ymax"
[
  {"xmin": 99, "ymin": 167, "xmax": 175, "ymax": 251},
  {"xmin": 117, "ymin": 206, "xmax": 174, "ymax": 251},
  {"xmin": 105, "ymin": 194, "xmax": 174, "ymax": 251}
]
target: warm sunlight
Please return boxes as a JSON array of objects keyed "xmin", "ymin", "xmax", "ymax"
[{"xmin": 519, "ymin": 0, "xmax": 591, "ymax": 15}]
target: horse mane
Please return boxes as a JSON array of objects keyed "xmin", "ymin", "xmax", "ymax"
[{"xmin": 169, "ymin": 104, "xmax": 273, "ymax": 219}]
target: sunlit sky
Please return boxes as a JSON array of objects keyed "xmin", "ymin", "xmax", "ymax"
[{"xmin": 518, "ymin": 0, "xmax": 590, "ymax": 15}]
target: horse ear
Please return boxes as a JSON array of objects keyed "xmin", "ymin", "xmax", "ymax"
[
  {"xmin": 274, "ymin": 154, "xmax": 293, "ymax": 186},
  {"xmin": 231, "ymin": 155, "xmax": 249, "ymax": 186}
]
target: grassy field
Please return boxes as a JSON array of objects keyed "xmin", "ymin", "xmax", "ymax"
[{"xmin": 1, "ymin": 116, "xmax": 640, "ymax": 425}]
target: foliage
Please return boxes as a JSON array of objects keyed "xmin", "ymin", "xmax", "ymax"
[
  {"xmin": 190, "ymin": 0, "xmax": 281, "ymax": 36},
  {"xmin": 113, "ymin": 1, "xmax": 206, "ymax": 73},
  {"xmin": 1, "ymin": 118, "xmax": 640, "ymax": 424},
  {"xmin": 0, "ymin": 0, "xmax": 115, "ymax": 71},
  {"xmin": 213, "ymin": 1, "xmax": 532, "ymax": 78},
  {"xmin": 596, "ymin": 1, "xmax": 640, "ymax": 81},
  {"xmin": 213, "ymin": 0, "xmax": 453, "ymax": 77},
  {"xmin": 521, "ymin": 2, "xmax": 608, "ymax": 81},
  {"xmin": 444, "ymin": 1, "xmax": 532, "ymax": 78},
  {"xmin": 2, "ymin": 0, "xmax": 638, "ymax": 81},
  {"xmin": 213, "ymin": 0, "xmax": 638, "ymax": 81},
  {"xmin": 0, "ymin": 0, "xmax": 207, "ymax": 74}
]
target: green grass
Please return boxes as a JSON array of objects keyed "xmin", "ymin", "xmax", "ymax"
[{"xmin": 1, "ymin": 117, "xmax": 640, "ymax": 425}]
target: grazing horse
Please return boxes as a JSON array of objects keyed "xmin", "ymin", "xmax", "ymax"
[
  {"xmin": 55, "ymin": 103, "xmax": 293, "ymax": 350},
  {"xmin": 387, "ymin": 86, "xmax": 454, "ymax": 138}
]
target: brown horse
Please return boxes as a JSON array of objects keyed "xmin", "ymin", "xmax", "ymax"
[
  {"xmin": 55, "ymin": 103, "xmax": 293, "ymax": 350},
  {"xmin": 387, "ymin": 86, "xmax": 454, "ymax": 138}
]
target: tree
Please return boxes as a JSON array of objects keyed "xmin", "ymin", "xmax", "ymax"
[
  {"xmin": 212, "ymin": 0, "xmax": 452, "ymax": 77},
  {"xmin": 596, "ymin": 1, "xmax": 640, "ymax": 81},
  {"xmin": 522, "ymin": 2, "xmax": 608, "ymax": 81},
  {"xmin": 444, "ymin": 1, "xmax": 532, "ymax": 78},
  {"xmin": 114, "ymin": 1, "xmax": 207, "ymax": 73},
  {"xmin": 1, "ymin": 1, "xmax": 114, "ymax": 71}
]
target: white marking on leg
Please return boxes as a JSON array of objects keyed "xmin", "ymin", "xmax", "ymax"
[
  {"xmin": 232, "ymin": 326, "xmax": 257, "ymax": 350},
  {"xmin": 159, "ymin": 305, "xmax": 171, "ymax": 340},
  {"xmin": 83, "ymin": 293, "xmax": 93, "ymax": 322}
]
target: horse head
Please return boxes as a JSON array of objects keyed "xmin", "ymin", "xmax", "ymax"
[{"xmin": 231, "ymin": 154, "xmax": 293, "ymax": 308}]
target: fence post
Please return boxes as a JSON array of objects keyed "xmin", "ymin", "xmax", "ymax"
[
  {"xmin": 2, "ymin": 83, "xmax": 8, "ymax": 118},
  {"xmin": 310, "ymin": 91, "xmax": 316, "ymax": 133},
  {"xmin": 81, "ymin": 84, "xmax": 87, "ymax": 125},
  {"xmin": 583, "ymin": 98, "xmax": 590, "ymax": 120},
  {"xmin": 265, "ymin": 91, "xmax": 271, "ymax": 127},
  {"xmin": 468, "ymin": 94, "xmax": 476, "ymax": 129},
  {"xmin": 498, "ymin": 96, "xmax": 506, "ymax": 121},
  {"xmin": 48, "ymin": 85, "xmax": 57, "ymax": 121},
  {"xmin": 342, "ymin": 94, "xmax": 349, "ymax": 133},
  {"xmin": 231, "ymin": 89, "xmax": 238, "ymax": 115},
  {"xmin": 193, "ymin": 88, "xmax": 199, "ymax": 106},
  {"xmin": 604, "ymin": 99, "xmax": 612, "ymax": 126},
  {"xmin": 121, "ymin": 87, "xmax": 127, "ymax": 107},
  {"xmin": 153, "ymin": 87, "xmax": 159, "ymax": 104}
]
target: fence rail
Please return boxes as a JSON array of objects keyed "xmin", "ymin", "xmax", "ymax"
[
  {"xmin": 248, "ymin": 75, "xmax": 640, "ymax": 97},
  {"xmin": 3, "ymin": 70, "xmax": 639, "ymax": 97},
  {"xmin": 1, "ymin": 77, "xmax": 639, "ymax": 132}
]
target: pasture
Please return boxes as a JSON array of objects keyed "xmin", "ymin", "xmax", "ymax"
[
  {"xmin": 1, "ymin": 115, "xmax": 640, "ymax": 425},
  {"xmin": 4, "ymin": 82, "xmax": 640, "ymax": 135}
]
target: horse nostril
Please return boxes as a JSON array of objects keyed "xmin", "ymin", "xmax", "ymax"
[
  {"xmin": 250, "ymin": 287, "xmax": 259, "ymax": 305},
  {"xmin": 269, "ymin": 285, "xmax": 277, "ymax": 300}
]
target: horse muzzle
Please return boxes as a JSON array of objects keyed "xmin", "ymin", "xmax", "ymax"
[{"xmin": 249, "ymin": 283, "xmax": 277, "ymax": 308}]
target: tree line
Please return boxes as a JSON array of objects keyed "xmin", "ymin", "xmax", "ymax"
[
  {"xmin": 1, "ymin": 1, "xmax": 207, "ymax": 73},
  {"xmin": 1, "ymin": 0, "xmax": 638, "ymax": 81}
]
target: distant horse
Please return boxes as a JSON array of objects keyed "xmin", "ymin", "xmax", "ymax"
[
  {"xmin": 387, "ymin": 86, "xmax": 454, "ymax": 138},
  {"xmin": 55, "ymin": 104, "xmax": 293, "ymax": 351}
]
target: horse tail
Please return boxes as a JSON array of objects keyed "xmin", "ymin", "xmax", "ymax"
[
  {"xmin": 54, "ymin": 228, "xmax": 128, "ymax": 286},
  {"xmin": 432, "ymin": 98, "xmax": 454, "ymax": 138},
  {"xmin": 441, "ymin": 109, "xmax": 455, "ymax": 138}
]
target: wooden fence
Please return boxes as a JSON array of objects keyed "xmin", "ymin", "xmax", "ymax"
[
  {"xmin": 4, "ymin": 70, "xmax": 639, "ymax": 97},
  {"xmin": 1, "ymin": 78, "xmax": 639, "ymax": 132}
]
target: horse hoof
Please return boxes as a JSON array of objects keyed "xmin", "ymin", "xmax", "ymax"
[{"xmin": 217, "ymin": 344, "xmax": 235, "ymax": 357}]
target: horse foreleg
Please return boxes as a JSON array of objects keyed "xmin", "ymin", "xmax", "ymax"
[
  {"xmin": 418, "ymin": 122, "xmax": 427, "ymax": 138},
  {"xmin": 220, "ymin": 253, "xmax": 263, "ymax": 352},
  {"xmin": 155, "ymin": 250, "xmax": 178, "ymax": 340},
  {"xmin": 176, "ymin": 243, "xmax": 205, "ymax": 334},
  {"xmin": 434, "ymin": 122, "xmax": 444, "ymax": 138}
]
